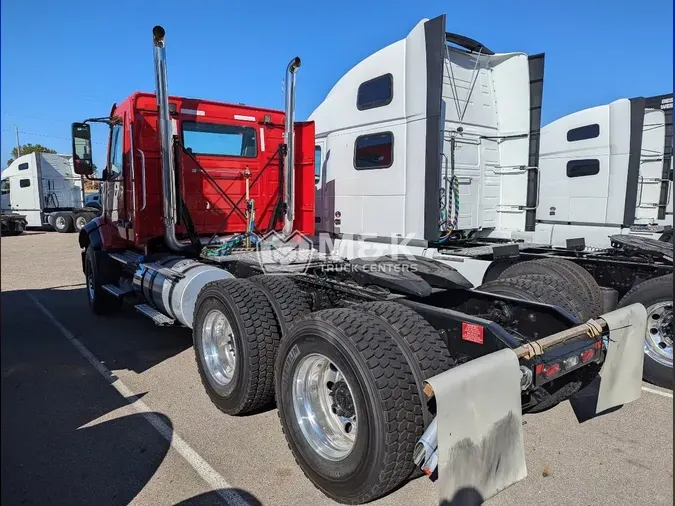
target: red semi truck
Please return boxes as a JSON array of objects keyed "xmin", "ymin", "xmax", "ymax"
[{"xmin": 70, "ymin": 23, "xmax": 648, "ymax": 505}]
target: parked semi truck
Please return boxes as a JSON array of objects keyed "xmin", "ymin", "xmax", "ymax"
[
  {"xmin": 71, "ymin": 20, "xmax": 648, "ymax": 505},
  {"xmin": 309, "ymin": 22, "xmax": 673, "ymax": 389},
  {"xmin": 0, "ymin": 152, "xmax": 101, "ymax": 233}
]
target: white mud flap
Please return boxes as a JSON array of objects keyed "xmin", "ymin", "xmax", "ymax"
[
  {"xmin": 424, "ymin": 303, "xmax": 648, "ymax": 506},
  {"xmin": 596, "ymin": 303, "xmax": 647, "ymax": 413},
  {"xmin": 425, "ymin": 349, "xmax": 527, "ymax": 505}
]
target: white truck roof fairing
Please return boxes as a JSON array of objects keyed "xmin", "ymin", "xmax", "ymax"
[{"xmin": 310, "ymin": 14, "xmax": 543, "ymax": 244}]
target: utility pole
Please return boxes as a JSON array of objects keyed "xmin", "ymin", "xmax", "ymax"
[{"xmin": 14, "ymin": 125, "xmax": 21, "ymax": 157}]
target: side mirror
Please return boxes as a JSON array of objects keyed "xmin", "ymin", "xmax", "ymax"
[{"xmin": 71, "ymin": 122, "xmax": 94, "ymax": 176}]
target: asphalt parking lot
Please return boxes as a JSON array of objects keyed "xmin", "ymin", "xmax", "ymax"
[{"xmin": 1, "ymin": 231, "xmax": 673, "ymax": 506}]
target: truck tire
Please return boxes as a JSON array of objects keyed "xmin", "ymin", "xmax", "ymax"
[
  {"xmin": 248, "ymin": 275, "xmax": 311, "ymax": 335},
  {"xmin": 354, "ymin": 301, "xmax": 454, "ymax": 426},
  {"xmin": 275, "ymin": 308, "xmax": 419, "ymax": 504},
  {"xmin": 53, "ymin": 212, "xmax": 73, "ymax": 233},
  {"xmin": 84, "ymin": 246, "xmax": 122, "ymax": 315},
  {"xmin": 193, "ymin": 279, "xmax": 281, "ymax": 415},
  {"xmin": 74, "ymin": 213, "xmax": 89, "ymax": 232},
  {"xmin": 477, "ymin": 274, "xmax": 586, "ymax": 322},
  {"xmin": 617, "ymin": 274, "xmax": 673, "ymax": 389},
  {"xmin": 497, "ymin": 259, "xmax": 603, "ymax": 319}
]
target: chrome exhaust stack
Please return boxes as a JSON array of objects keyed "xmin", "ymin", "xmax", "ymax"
[
  {"xmin": 152, "ymin": 25, "xmax": 191, "ymax": 252},
  {"xmin": 282, "ymin": 57, "xmax": 301, "ymax": 237}
]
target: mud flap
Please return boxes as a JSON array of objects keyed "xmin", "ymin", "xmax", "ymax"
[
  {"xmin": 596, "ymin": 303, "xmax": 647, "ymax": 413},
  {"xmin": 425, "ymin": 349, "xmax": 527, "ymax": 505}
]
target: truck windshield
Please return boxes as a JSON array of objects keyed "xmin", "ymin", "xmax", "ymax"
[{"xmin": 182, "ymin": 122, "xmax": 257, "ymax": 158}]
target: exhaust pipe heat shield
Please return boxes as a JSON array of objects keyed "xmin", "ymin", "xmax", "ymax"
[{"xmin": 425, "ymin": 348, "xmax": 527, "ymax": 505}]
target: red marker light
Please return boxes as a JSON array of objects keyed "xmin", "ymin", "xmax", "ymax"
[
  {"xmin": 543, "ymin": 363, "xmax": 560, "ymax": 378},
  {"xmin": 580, "ymin": 348, "xmax": 595, "ymax": 362}
]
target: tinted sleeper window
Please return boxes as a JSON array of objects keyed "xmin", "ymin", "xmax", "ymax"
[
  {"xmin": 567, "ymin": 124, "xmax": 600, "ymax": 142},
  {"xmin": 567, "ymin": 159, "xmax": 600, "ymax": 178},
  {"xmin": 357, "ymin": 74, "xmax": 393, "ymax": 110},
  {"xmin": 19, "ymin": 179, "xmax": 31, "ymax": 188},
  {"xmin": 354, "ymin": 133, "xmax": 393, "ymax": 170},
  {"xmin": 18, "ymin": 163, "xmax": 29, "ymax": 171}
]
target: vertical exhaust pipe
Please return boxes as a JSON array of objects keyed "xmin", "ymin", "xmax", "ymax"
[
  {"xmin": 282, "ymin": 57, "xmax": 301, "ymax": 237},
  {"xmin": 152, "ymin": 25, "xmax": 191, "ymax": 252}
]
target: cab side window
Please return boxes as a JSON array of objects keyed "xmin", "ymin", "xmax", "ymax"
[
  {"xmin": 315, "ymin": 145, "xmax": 322, "ymax": 183},
  {"xmin": 108, "ymin": 123, "xmax": 123, "ymax": 178},
  {"xmin": 0, "ymin": 178, "xmax": 9, "ymax": 195}
]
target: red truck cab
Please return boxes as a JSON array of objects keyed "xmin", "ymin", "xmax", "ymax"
[{"xmin": 79, "ymin": 92, "xmax": 315, "ymax": 253}]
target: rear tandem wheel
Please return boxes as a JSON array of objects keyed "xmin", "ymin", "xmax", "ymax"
[
  {"xmin": 275, "ymin": 308, "xmax": 421, "ymax": 504},
  {"xmin": 192, "ymin": 278, "xmax": 281, "ymax": 415},
  {"xmin": 53, "ymin": 212, "xmax": 74, "ymax": 233},
  {"xmin": 617, "ymin": 274, "xmax": 673, "ymax": 389},
  {"xmin": 497, "ymin": 258, "xmax": 604, "ymax": 319}
]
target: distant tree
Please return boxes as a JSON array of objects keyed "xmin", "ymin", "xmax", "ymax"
[{"xmin": 7, "ymin": 143, "xmax": 57, "ymax": 166}]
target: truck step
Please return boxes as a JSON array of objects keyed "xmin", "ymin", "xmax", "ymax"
[
  {"xmin": 102, "ymin": 284, "xmax": 134, "ymax": 299},
  {"xmin": 134, "ymin": 304, "xmax": 176, "ymax": 326},
  {"xmin": 110, "ymin": 251, "xmax": 144, "ymax": 265}
]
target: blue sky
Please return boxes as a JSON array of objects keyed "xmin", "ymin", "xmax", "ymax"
[{"xmin": 1, "ymin": 0, "xmax": 673, "ymax": 171}]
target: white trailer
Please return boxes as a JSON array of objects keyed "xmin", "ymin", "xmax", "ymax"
[
  {"xmin": 0, "ymin": 152, "xmax": 100, "ymax": 232},
  {"xmin": 309, "ymin": 21, "xmax": 673, "ymax": 389}
]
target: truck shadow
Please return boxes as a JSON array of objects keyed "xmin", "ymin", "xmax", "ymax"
[
  {"xmin": 569, "ymin": 377, "xmax": 622, "ymax": 423},
  {"xmin": 176, "ymin": 489, "xmax": 263, "ymax": 505},
  {"xmin": 1, "ymin": 288, "xmax": 263, "ymax": 506},
  {"xmin": 19, "ymin": 286, "xmax": 195, "ymax": 375},
  {"xmin": 439, "ymin": 487, "xmax": 484, "ymax": 505}
]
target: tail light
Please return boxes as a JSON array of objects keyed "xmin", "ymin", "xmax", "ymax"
[
  {"xmin": 580, "ymin": 348, "xmax": 595, "ymax": 362},
  {"xmin": 542, "ymin": 363, "xmax": 560, "ymax": 378}
]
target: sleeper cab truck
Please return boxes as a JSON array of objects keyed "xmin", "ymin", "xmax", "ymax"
[{"xmin": 1, "ymin": 152, "xmax": 100, "ymax": 233}]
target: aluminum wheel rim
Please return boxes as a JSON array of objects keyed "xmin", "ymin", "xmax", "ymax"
[
  {"xmin": 76, "ymin": 216, "xmax": 86, "ymax": 229},
  {"xmin": 201, "ymin": 309, "xmax": 237, "ymax": 386},
  {"xmin": 55, "ymin": 216, "xmax": 66, "ymax": 229},
  {"xmin": 292, "ymin": 353, "xmax": 358, "ymax": 461},
  {"xmin": 645, "ymin": 301, "xmax": 673, "ymax": 367}
]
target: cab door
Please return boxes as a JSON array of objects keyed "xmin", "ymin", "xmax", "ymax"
[
  {"xmin": 104, "ymin": 116, "xmax": 129, "ymax": 240},
  {"xmin": 314, "ymin": 138, "xmax": 335, "ymax": 234}
]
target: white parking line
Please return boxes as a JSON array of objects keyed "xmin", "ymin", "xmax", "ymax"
[
  {"xmin": 641, "ymin": 386, "xmax": 673, "ymax": 399},
  {"xmin": 29, "ymin": 294, "xmax": 249, "ymax": 506}
]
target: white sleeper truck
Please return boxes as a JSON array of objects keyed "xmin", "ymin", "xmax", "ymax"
[
  {"xmin": 0, "ymin": 152, "xmax": 101, "ymax": 233},
  {"xmin": 522, "ymin": 93, "xmax": 673, "ymax": 247},
  {"xmin": 309, "ymin": 21, "xmax": 673, "ymax": 389}
]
